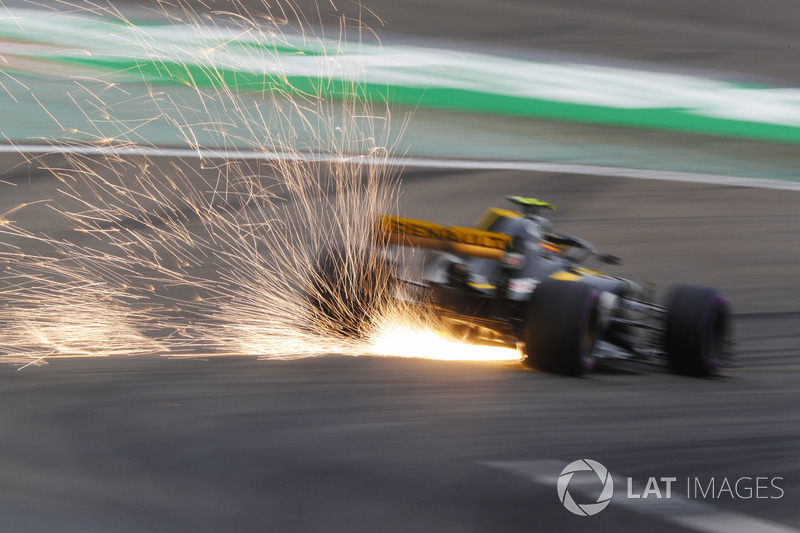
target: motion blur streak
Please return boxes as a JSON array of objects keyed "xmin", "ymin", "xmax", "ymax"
[{"xmin": 0, "ymin": 0, "xmax": 489, "ymax": 363}]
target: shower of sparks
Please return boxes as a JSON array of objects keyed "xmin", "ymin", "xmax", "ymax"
[{"xmin": 0, "ymin": 0, "xmax": 522, "ymax": 365}]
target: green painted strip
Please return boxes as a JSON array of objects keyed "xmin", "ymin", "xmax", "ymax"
[
  {"xmin": 52, "ymin": 55, "xmax": 800, "ymax": 144},
  {"xmin": 4, "ymin": 7, "xmax": 800, "ymax": 144}
]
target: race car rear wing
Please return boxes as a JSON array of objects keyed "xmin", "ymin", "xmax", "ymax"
[{"xmin": 378, "ymin": 215, "xmax": 511, "ymax": 260}]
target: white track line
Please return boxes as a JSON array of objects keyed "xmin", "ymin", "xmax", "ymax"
[
  {"xmin": 485, "ymin": 460, "xmax": 798, "ymax": 533},
  {"xmin": 3, "ymin": 143, "xmax": 800, "ymax": 192}
]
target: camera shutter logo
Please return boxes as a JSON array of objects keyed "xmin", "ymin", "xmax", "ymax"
[{"xmin": 557, "ymin": 459, "xmax": 614, "ymax": 516}]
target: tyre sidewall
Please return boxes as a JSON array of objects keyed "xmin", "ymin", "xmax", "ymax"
[{"xmin": 523, "ymin": 280, "xmax": 600, "ymax": 376}]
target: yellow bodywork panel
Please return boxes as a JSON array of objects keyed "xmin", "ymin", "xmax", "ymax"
[
  {"xmin": 467, "ymin": 282, "xmax": 496, "ymax": 290},
  {"xmin": 549, "ymin": 267, "xmax": 606, "ymax": 281},
  {"xmin": 549, "ymin": 270, "xmax": 583, "ymax": 281},
  {"xmin": 474, "ymin": 208, "xmax": 523, "ymax": 231},
  {"xmin": 379, "ymin": 215, "xmax": 511, "ymax": 260}
]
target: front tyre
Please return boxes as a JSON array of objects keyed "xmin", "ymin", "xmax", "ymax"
[
  {"xmin": 523, "ymin": 279, "xmax": 600, "ymax": 376},
  {"xmin": 664, "ymin": 284, "xmax": 731, "ymax": 377}
]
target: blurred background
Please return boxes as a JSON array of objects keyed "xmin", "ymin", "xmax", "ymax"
[{"xmin": 0, "ymin": 1, "xmax": 798, "ymax": 531}]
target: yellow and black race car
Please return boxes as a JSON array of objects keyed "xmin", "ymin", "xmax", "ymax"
[{"xmin": 312, "ymin": 196, "xmax": 733, "ymax": 376}]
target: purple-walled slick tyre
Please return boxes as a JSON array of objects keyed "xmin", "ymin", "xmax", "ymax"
[
  {"xmin": 664, "ymin": 284, "xmax": 731, "ymax": 377},
  {"xmin": 523, "ymin": 279, "xmax": 600, "ymax": 376}
]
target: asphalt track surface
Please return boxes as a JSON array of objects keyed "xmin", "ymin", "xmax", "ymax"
[
  {"xmin": 2, "ymin": 1, "xmax": 800, "ymax": 532},
  {"xmin": 1, "ymin": 157, "xmax": 799, "ymax": 532}
]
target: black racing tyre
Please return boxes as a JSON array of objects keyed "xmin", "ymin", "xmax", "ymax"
[
  {"xmin": 523, "ymin": 279, "xmax": 600, "ymax": 376},
  {"xmin": 664, "ymin": 284, "xmax": 731, "ymax": 377},
  {"xmin": 307, "ymin": 246, "xmax": 394, "ymax": 338}
]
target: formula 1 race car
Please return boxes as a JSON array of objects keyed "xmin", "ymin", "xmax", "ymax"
[{"xmin": 311, "ymin": 196, "xmax": 733, "ymax": 376}]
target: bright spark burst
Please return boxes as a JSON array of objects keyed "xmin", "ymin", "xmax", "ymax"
[
  {"xmin": 0, "ymin": 0, "xmax": 521, "ymax": 366},
  {"xmin": 371, "ymin": 325, "xmax": 521, "ymax": 363}
]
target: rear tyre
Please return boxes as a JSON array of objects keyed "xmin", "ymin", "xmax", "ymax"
[
  {"xmin": 523, "ymin": 279, "xmax": 600, "ymax": 376},
  {"xmin": 664, "ymin": 284, "xmax": 731, "ymax": 377},
  {"xmin": 308, "ymin": 246, "xmax": 394, "ymax": 338}
]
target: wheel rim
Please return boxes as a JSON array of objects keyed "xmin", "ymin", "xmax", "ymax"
[
  {"xmin": 702, "ymin": 295, "xmax": 730, "ymax": 372},
  {"xmin": 580, "ymin": 293, "xmax": 600, "ymax": 372}
]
